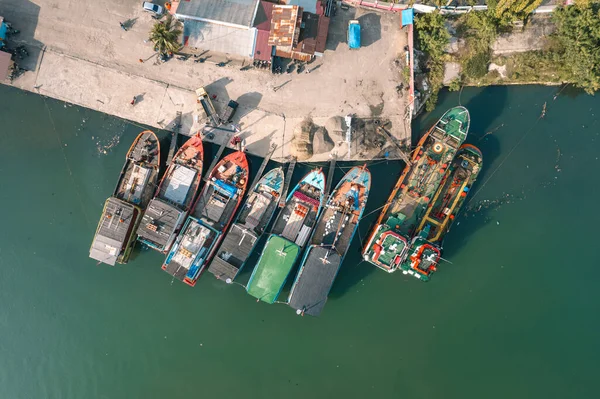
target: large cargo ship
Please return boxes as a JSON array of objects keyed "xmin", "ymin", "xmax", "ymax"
[
  {"xmin": 401, "ymin": 144, "xmax": 483, "ymax": 281},
  {"xmin": 246, "ymin": 169, "xmax": 325, "ymax": 304},
  {"xmin": 288, "ymin": 165, "xmax": 371, "ymax": 316},
  {"xmin": 136, "ymin": 134, "xmax": 204, "ymax": 253},
  {"xmin": 207, "ymin": 167, "xmax": 284, "ymax": 283},
  {"xmin": 90, "ymin": 130, "xmax": 160, "ymax": 265},
  {"xmin": 362, "ymin": 106, "xmax": 470, "ymax": 272},
  {"xmin": 162, "ymin": 151, "xmax": 249, "ymax": 286}
]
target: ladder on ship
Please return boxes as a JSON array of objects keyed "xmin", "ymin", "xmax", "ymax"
[
  {"xmin": 166, "ymin": 111, "xmax": 182, "ymax": 166},
  {"xmin": 204, "ymin": 136, "xmax": 229, "ymax": 182},
  {"xmin": 279, "ymin": 157, "xmax": 297, "ymax": 207},
  {"xmin": 322, "ymin": 157, "xmax": 336, "ymax": 207},
  {"xmin": 249, "ymin": 143, "xmax": 277, "ymax": 190}
]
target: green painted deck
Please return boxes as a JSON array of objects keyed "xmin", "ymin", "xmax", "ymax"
[
  {"xmin": 377, "ymin": 233, "xmax": 407, "ymax": 267},
  {"xmin": 437, "ymin": 106, "xmax": 469, "ymax": 144},
  {"xmin": 247, "ymin": 236, "xmax": 300, "ymax": 304}
]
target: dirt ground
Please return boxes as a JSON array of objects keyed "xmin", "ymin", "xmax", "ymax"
[{"xmin": 0, "ymin": 0, "xmax": 410, "ymax": 161}]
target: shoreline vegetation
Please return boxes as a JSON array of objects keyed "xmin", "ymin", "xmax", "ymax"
[{"xmin": 414, "ymin": 0, "xmax": 600, "ymax": 111}]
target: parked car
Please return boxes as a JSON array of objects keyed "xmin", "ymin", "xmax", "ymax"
[{"xmin": 142, "ymin": 2, "xmax": 164, "ymax": 16}]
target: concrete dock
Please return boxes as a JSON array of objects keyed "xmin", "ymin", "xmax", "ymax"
[{"xmin": 0, "ymin": 0, "xmax": 411, "ymax": 162}]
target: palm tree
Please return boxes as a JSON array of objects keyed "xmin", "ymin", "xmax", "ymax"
[{"xmin": 149, "ymin": 16, "xmax": 182, "ymax": 55}]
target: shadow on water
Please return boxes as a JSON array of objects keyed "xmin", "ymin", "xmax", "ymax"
[
  {"xmin": 437, "ymin": 86, "xmax": 509, "ymax": 259},
  {"xmin": 441, "ymin": 133, "xmax": 501, "ymax": 259}
]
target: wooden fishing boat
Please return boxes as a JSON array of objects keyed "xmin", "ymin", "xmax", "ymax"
[
  {"xmin": 362, "ymin": 106, "xmax": 470, "ymax": 272},
  {"xmin": 246, "ymin": 169, "xmax": 325, "ymax": 304},
  {"xmin": 136, "ymin": 133, "xmax": 204, "ymax": 253},
  {"xmin": 288, "ymin": 165, "xmax": 371, "ymax": 316},
  {"xmin": 207, "ymin": 167, "xmax": 284, "ymax": 282},
  {"xmin": 162, "ymin": 151, "xmax": 249, "ymax": 286},
  {"xmin": 90, "ymin": 130, "xmax": 160, "ymax": 265},
  {"xmin": 401, "ymin": 144, "xmax": 483, "ymax": 281}
]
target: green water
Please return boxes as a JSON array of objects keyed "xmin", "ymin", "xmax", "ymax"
[{"xmin": 1, "ymin": 84, "xmax": 599, "ymax": 399}]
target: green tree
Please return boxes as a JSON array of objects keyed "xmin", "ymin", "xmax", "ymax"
[
  {"xmin": 552, "ymin": 3, "xmax": 600, "ymax": 94},
  {"xmin": 414, "ymin": 11, "xmax": 450, "ymax": 111},
  {"xmin": 494, "ymin": 0, "xmax": 544, "ymax": 19},
  {"xmin": 456, "ymin": 10, "xmax": 501, "ymax": 81},
  {"xmin": 149, "ymin": 16, "xmax": 182, "ymax": 55}
]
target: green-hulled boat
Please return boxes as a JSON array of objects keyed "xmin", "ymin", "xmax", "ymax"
[
  {"xmin": 362, "ymin": 106, "xmax": 470, "ymax": 272},
  {"xmin": 401, "ymin": 144, "xmax": 483, "ymax": 281}
]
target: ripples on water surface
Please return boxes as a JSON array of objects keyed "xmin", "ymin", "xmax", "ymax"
[{"xmin": 0, "ymin": 85, "xmax": 599, "ymax": 399}]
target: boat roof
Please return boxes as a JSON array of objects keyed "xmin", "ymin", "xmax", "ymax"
[
  {"xmin": 163, "ymin": 164, "xmax": 198, "ymax": 206},
  {"xmin": 247, "ymin": 235, "xmax": 300, "ymax": 303},
  {"xmin": 90, "ymin": 198, "xmax": 136, "ymax": 266},
  {"xmin": 288, "ymin": 246, "xmax": 341, "ymax": 316},
  {"xmin": 208, "ymin": 223, "xmax": 258, "ymax": 280},
  {"xmin": 136, "ymin": 199, "xmax": 185, "ymax": 249},
  {"xmin": 435, "ymin": 106, "xmax": 469, "ymax": 144}
]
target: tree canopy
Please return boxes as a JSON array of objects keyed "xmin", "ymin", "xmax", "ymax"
[
  {"xmin": 552, "ymin": 3, "xmax": 600, "ymax": 94},
  {"xmin": 415, "ymin": 11, "xmax": 450, "ymax": 111},
  {"xmin": 149, "ymin": 16, "xmax": 182, "ymax": 55}
]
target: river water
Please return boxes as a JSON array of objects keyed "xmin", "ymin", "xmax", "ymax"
[{"xmin": 0, "ymin": 84, "xmax": 598, "ymax": 399}]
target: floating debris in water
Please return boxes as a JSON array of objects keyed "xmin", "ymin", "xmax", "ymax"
[{"xmin": 95, "ymin": 133, "xmax": 122, "ymax": 155}]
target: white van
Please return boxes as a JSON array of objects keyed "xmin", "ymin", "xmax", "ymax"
[{"xmin": 142, "ymin": 2, "xmax": 164, "ymax": 16}]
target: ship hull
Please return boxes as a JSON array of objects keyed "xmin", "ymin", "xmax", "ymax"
[
  {"xmin": 162, "ymin": 151, "xmax": 249, "ymax": 286},
  {"xmin": 136, "ymin": 134, "xmax": 204, "ymax": 253},
  {"xmin": 401, "ymin": 144, "xmax": 483, "ymax": 281},
  {"xmin": 90, "ymin": 130, "xmax": 160, "ymax": 265},
  {"xmin": 247, "ymin": 169, "xmax": 326, "ymax": 303},
  {"xmin": 207, "ymin": 167, "xmax": 285, "ymax": 282},
  {"xmin": 362, "ymin": 106, "xmax": 470, "ymax": 272},
  {"xmin": 90, "ymin": 198, "xmax": 141, "ymax": 265},
  {"xmin": 288, "ymin": 166, "xmax": 371, "ymax": 316}
]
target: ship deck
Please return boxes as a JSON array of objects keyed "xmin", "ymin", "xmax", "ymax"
[
  {"xmin": 158, "ymin": 164, "xmax": 200, "ymax": 209},
  {"xmin": 192, "ymin": 182, "xmax": 240, "ymax": 230},
  {"xmin": 247, "ymin": 236, "xmax": 300, "ymax": 303},
  {"xmin": 418, "ymin": 145, "xmax": 482, "ymax": 243},
  {"xmin": 115, "ymin": 163, "xmax": 157, "ymax": 208},
  {"xmin": 90, "ymin": 198, "xmax": 137, "ymax": 265},
  {"xmin": 163, "ymin": 219, "xmax": 217, "ymax": 282},
  {"xmin": 136, "ymin": 198, "xmax": 185, "ymax": 251},
  {"xmin": 208, "ymin": 223, "xmax": 258, "ymax": 280},
  {"xmin": 271, "ymin": 188, "xmax": 320, "ymax": 247},
  {"xmin": 433, "ymin": 106, "xmax": 469, "ymax": 147},
  {"xmin": 207, "ymin": 169, "xmax": 283, "ymax": 281},
  {"xmin": 237, "ymin": 191, "xmax": 279, "ymax": 236},
  {"xmin": 385, "ymin": 133, "xmax": 461, "ymax": 237},
  {"xmin": 114, "ymin": 131, "xmax": 159, "ymax": 208},
  {"xmin": 288, "ymin": 247, "xmax": 341, "ymax": 316}
]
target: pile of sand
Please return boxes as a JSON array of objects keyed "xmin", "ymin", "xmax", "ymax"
[{"xmin": 290, "ymin": 118, "xmax": 314, "ymax": 161}]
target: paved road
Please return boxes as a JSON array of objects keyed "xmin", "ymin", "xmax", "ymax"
[{"xmin": 0, "ymin": 0, "xmax": 410, "ymax": 161}]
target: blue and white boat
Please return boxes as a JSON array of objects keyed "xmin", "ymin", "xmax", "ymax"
[
  {"xmin": 288, "ymin": 165, "xmax": 371, "ymax": 316},
  {"xmin": 207, "ymin": 167, "xmax": 285, "ymax": 283}
]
